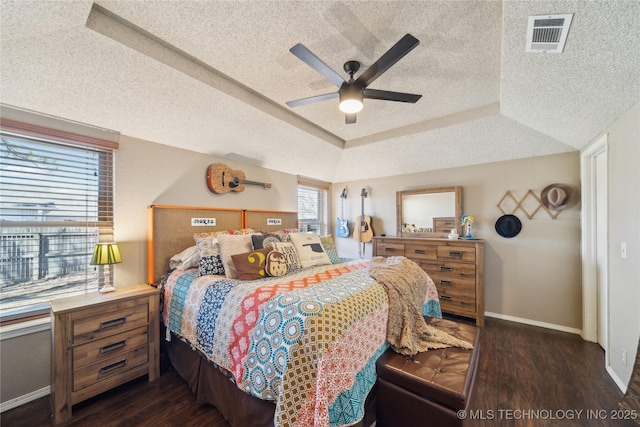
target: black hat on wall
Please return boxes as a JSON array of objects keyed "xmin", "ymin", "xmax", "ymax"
[{"xmin": 495, "ymin": 214, "xmax": 522, "ymax": 238}]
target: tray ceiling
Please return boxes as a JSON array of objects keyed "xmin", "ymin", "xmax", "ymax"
[{"xmin": 1, "ymin": 1, "xmax": 638, "ymax": 181}]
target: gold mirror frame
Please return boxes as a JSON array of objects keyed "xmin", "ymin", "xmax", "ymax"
[{"xmin": 396, "ymin": 186, "xmax": 462, "ymax": 238}]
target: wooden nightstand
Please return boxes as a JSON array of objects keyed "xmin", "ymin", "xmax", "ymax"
[{"xmin": 50, "ymin": 284, "xmax": 160, "ymax": 424}]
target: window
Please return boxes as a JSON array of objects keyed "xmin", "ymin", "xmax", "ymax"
[
  {"xmin": 0, "ymin": 117, "xmax": 118, "ymax": 319},
  {"xmin": 297, "ymin": 178, "xmax": 329, "ymax": 236}
]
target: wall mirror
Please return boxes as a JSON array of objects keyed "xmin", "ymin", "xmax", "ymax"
[{"xmin": 396, "ymin": 186, "xmax": 462, "ymax": 238}]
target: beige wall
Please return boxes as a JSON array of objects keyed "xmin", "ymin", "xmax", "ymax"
[
  {"xmin": 333, "ymin": 151, "xmax": 582, "ymax": 330},
  {"xmin": 113, "ymin": 135, "xmax": 300, "ymax": 287}
]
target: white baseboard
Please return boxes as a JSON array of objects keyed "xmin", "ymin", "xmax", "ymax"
[
  {"xmin": 485, "ymin": 311, "xmax": 582, "ymax": 335},
  {"xmin": 606, "ymin": 365, "xmax": 628, "ymax": 393},
  {"xmin": 0, "ymin": 386, "xmax": 50, "ymax": 413}
]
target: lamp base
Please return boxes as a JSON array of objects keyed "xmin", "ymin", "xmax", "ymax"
[{"xmin": 99, "ymin": 285, "xmax": 116, "ymax": 294}]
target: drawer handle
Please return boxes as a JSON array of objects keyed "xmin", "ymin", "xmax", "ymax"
[
  {"xmin": 439, "ymin": 266, "xmax": 453, "ymax": 272},
  {"xmin": 449, "ymin": 251, "xmax": 463, "ymax": 257},
  {"xmin": 100, "ymin": 340, "xmax": 127, "ymax": 354},
  {"xmin": 413, "ymin": 249, "xmax": 426, "ymax": 254},
  {"xmin": 99, "ymin": 317, "xmax": 127, "ymax": 330},
  {"xmin": 384, "ymin": 247, "xmax": 396, "ymax": 252},
  {"xmin": 439, "ymin": 280, "xmax": 453, "ymax": 286},
  {"xmin": 99, "ymin": 359, "xmax": 128, "ymax": 375},
  {"xmin": 440, "ymin": 295, "xmax": 453, "ymax": 301}
]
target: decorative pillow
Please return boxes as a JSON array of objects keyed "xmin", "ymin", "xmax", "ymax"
[
  {"xmin": 270, "ymin": 241, "xmax": 302, "ymax": 271},
  {"xmin": 169, "ymin": 245, "xmax": 200, "ymax": 270},
  {"xmin": 193, "ymin": 228, "xmax": 256, "ymax": 240},
  {"xmin": 273, "ymin": 228, "xmax": 300, "ymax": 242},
  {"xmin": 216, "ymin": 233, "xmax": 256, "ymax": 279},
  {"xmin": 231, "ymin": 247, "xmax": 273, "ymax": 280},
  {"xmin": 319, "ymin": 235, "xmax": 340, "ymax": 264},
  {"xmin": 265, "ymin": 251, "xmax": 288, "ymax": 277},
  {"xmin": 252, "ymin": 233, "xmax": 282, "ymax": 250},
  {"xmin": 193, "ymin": 236, "xmax": 225, "ymax": 276},
  {"xmin": 289, "ymin": 232, "xmax": 331, "ymax": 268}
]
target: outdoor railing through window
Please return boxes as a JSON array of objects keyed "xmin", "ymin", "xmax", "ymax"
[{"xmin": 0, "ymin": 117, "xmax": 118, "ymax": 317}]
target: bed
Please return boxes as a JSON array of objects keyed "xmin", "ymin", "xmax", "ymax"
[{"xmin": 147, "ymin": 205, "xmax": 442, "ymax": 427}]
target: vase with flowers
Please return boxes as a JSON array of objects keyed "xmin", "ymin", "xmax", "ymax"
[{"xmin": 461, "ymin": 214, "xmax": 475, "ymax": 239}]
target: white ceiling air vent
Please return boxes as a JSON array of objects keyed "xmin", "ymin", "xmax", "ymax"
[{"xmin": 526, "ymin": 14, "xmax": 573, "ymax": 53}]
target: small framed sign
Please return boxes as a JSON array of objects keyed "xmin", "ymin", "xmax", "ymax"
[
  {"xmin": 192, "ymin": 218, "xmax": 217, "ymax": 226},
  {"xmin": 267, "ymin": 218, "xmax": 282, "ymax": 226}
]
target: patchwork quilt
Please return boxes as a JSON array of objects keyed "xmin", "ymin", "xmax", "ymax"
[{"xmin": 162, "ymin": 259, "xmax": 441, "ymax": 427}]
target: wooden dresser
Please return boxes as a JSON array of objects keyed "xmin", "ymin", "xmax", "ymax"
[
  {"xmin": 373, "ymin": 236, "xmax": 484, "ymax": 325},
  {"xmin": 50, "ymin": 284, "xmax": 160, "ymax": 424}
]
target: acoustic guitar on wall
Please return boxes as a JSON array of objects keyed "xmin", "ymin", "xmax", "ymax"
[
  {"xmin": 206, "ymin": 163, "xmax": 271, "ymax": 194},
  {"xmin": 353, "ymin": 188, "xmax": 373, "ymax": 244}
]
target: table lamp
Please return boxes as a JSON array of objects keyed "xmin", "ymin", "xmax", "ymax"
[{"xmin": 90, "ymin": 243, "xmax": 122, "ymax": 293}]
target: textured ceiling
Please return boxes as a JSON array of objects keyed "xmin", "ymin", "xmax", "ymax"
[{"xmin": 1, "ymin": 1, "xmax": 638, "ymax": 182}]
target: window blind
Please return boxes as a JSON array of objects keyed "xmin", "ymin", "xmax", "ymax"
[
  {"xmin": 297, "ymin": 178, "xmax": 330, "ymax": 236},
  {"xmin": 0, "ymin": 119, "xmax": 117, "ymax": 317}
]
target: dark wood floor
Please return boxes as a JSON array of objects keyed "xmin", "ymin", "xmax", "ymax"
[{"xmin": 2, "ymin": 318, "xmax": 632, "ymax": 427}]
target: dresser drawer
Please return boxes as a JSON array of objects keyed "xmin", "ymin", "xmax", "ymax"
[
  {"xmin": 73, "ymin": 345, "xmax": 149, "ymax": 391},
  {"xmin": 376, "ymin": 241, "xmax": 405, "ymax": 256},
  {"xmin": 404, "ymin": 243, "xmax": 437, "ymax": 260},
  {"xmin": 73, "ymin": 300, "xmax": 149, "ymax": 344},
  {"xmin": 421, "ymin": 261, "xmax": 476, "ymax": 280},
  {"xmin": 73, "ymin": 326, "xmax": 149, "ymax": 369},
  {"xmin": 438, "ymin": 290, "xmax": 477, "ymax": 317},
  {"xmin": 436, "ymin": 245, "xmax": 476, "ymax": 263}
]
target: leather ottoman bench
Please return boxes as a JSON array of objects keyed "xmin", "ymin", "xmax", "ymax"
[{"xmin": 376, "ymin": 317, "xmax": 481, "ymax": 427}]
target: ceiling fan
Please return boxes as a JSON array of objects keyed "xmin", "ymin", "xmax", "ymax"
[{"xmin": 286, "ymin": 34, "xmax": 422, "ymax": 124}]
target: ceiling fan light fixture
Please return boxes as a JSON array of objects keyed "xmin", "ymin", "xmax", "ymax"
[
  {"xmin": 339, "ymin": 98, "xmax": 363, "ymax": 114},
  {"xmin": 339, "ymin": 84, "xmax": 363, "ymax": 113}
]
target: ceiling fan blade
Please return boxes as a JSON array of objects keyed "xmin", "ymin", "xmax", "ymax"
[
  {"xmin": 345, "ymin": 113, "xmax": 357, "ymax": 124},
  {"xmin": 290, "ymin": 43, "xmax": 346, "ymax": 88},
  {"xmin": 363, "ymin": 88, "xmax": 422, "ymax": 103},
  {"xmin": 355, "ymin": 34, "xmax": 420, "ymax": 87},
  {"xmin": 286, "ymin": 92, "xmax": 339, "ymax": 108}
]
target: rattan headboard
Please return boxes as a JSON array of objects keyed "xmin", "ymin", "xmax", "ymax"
[
  {"xmin": 147, "ymin": 205, "xmax": 243, "ymax": 285},
  {"xmin": 243, "ymin": 209, "xmax": 298, "ymax": 232},
  {"xmin": 147, "ymin": 206, "xmax": 298, "ymax": 285}
]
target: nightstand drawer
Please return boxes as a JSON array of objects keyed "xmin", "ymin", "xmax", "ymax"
[
  {"xmin": 73, "ymin": 326, "xmax": 149, "ymax": 369},
  {"xmin": 73, "ymin": 300, "xmax": 149, "ymax": 344},
  {"xmin": 73, "ymin": 345, "xmax": 149, "ymax": 391}
]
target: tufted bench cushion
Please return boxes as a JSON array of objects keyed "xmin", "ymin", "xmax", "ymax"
[{"xmin": 376, "ymin": 317, "xmax": 481, "ymax": 426}]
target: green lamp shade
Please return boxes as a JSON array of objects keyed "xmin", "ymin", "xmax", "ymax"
[{"xmin": 90, "ymin": 243, "xmax": 122, "ymax": 265}]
